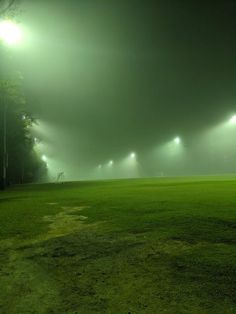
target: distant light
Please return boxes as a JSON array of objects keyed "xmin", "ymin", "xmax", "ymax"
[
  {"xmin": 42, "ymin": 155, "xmax": 47, "ymax": 162},
  {"xmin": 230, "ymin": 115, "xmax": 236, "ymax": 124},
  {"xmin": 22, "ymin": 114, "xmax": 26, "ymax": 120},
  {"xmin": 130, "ymin": 152, "xmax": 136, "ymax": 158},
  {"xmin": 98, "ymin": 164, "xmax": 102, "ymax": 169},
  {"xmin": 34, "ymin": 137, "xmax": 40, "ymax": 144},
  {"xmin": 174, "ymin": 137, "xmax": 181, "ymax": 144},
  {"xmin": 109, "ymin": 160, "xmax": 113, "ymax": 166},
  {"xmin": 0, "ymin": 20, "xmax": 22, "ymax": 45}
]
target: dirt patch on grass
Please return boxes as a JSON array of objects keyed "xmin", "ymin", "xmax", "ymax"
[
  {"xmin": 0, "ymin": 206, "xmax": 92, "ymax": 312},
  {"xmin": 43, "ymin": 206, "xmax": 89, "ymax": 239}
]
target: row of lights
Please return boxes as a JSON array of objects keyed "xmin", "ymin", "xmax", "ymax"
[
  {"xmin": 97, "ymin": 136, "xmax": 180, "ymax": 169},
  {"xmin": 37, "ymin": 138, "xmax": 182, "ymax": 169},
  {"xmin": 98, "ymin": 152, "xmax": 137, "ymax": 169},
  {"xmin": 95, "ymin": 115, "xmax": 236, "ymax": 169},
  {"xmin": 28, "ymin": 117, "xmax": 236, "ymax": 170}
]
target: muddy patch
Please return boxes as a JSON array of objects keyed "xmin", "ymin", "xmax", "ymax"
[{"xmin": 43, "ymin": 206, "xmax": 89, "ymax": 239}]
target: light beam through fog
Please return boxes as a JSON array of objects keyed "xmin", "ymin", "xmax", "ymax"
[{"xmin": 3, "ymin": 1, "xmax": 234, "ymax": 183}]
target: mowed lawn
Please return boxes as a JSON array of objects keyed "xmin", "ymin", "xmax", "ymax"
[{"xmin": 0, "ymin": 177, "xmax": 236, "ymax": 313}]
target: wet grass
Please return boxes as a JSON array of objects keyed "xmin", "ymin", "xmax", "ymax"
[{"xmin": 0, "ymin": 176, "xmax": 236, "ymax": 313}]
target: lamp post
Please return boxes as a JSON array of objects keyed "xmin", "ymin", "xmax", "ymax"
[
  {"xmin": 0, "ymin": 20, "xmax": 22, "ymax": 188},
  {"xmin": 230, "ymin": 115, "xmax": 236, "ymax": 124},
  {"xmin": 2, "ymin": 95, "xmax": 7, "ymax": 188}
]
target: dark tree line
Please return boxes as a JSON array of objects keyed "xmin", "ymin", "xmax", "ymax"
[
  {"xmin": 0, "ymin": 80, "xmax": 47, "ymax": 188},
  {"xmin": 0, "ymin": 1, "xmax": 47, "ymax": 188}
]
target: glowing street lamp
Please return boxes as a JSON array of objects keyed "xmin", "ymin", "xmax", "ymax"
[
  {"xmin": 130, "ymin": 152, "xmax": 136, "ymax": 158},
  {"xmin": 174, "ymin": 137, "xmax": 181, "ymax": 144},
  {"xmin": 230, "ymin": 115, "xmax": 236, "ymax": 124},
  {"xmin": 0, "ymin": 20, "xmax": 22, "ymax": 45},
  {"xmin": 108, "ymin": 160, "xmax": 113, "ymax": 166},
  {"xmin": 42, "ymin": 155, "xmax": 47, "ymax": 162}
]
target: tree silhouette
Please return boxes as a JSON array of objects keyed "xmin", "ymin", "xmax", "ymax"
[{"xmin": 0, "ymin": 0, "xmax": 17, "ymax": 15}]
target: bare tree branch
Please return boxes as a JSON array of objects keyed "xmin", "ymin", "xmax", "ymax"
[{"xmin": 0, "ymin": 0, "xmax": 17, "ymax": 16}]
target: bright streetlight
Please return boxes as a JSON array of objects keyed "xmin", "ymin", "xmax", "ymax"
[
  {"xmin": 42, "ymin": 155, "xmax": 47, "ymax": 162},
  {"xmin": 108, "ymin": 160, "xmax": 113, "ymax": 166},
  {"xmin": 174, "ymin": 137, "xmax": 181, "ymax": 144},
  {"xmin": 130, "ymin": 152, "xmax": 136, "ymax": 158},
  {"xmin": 0, "ymin": 20, "xmax": 22, "ymax": 45},
  {"xmin": 230, "ymin": 115, "xmax": 236, "ymax": 124}
]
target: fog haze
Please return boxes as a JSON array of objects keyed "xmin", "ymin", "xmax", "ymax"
[{"xmin": 6, "ymin": 0, "xmax": 236, "ymax": 180}]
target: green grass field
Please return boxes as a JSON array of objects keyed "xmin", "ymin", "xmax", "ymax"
[{"xmin": 1, "ymin": 176, "xmax": 236, "ymax": 313}]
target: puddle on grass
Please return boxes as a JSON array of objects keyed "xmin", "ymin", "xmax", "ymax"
[{"xmin": 43, "ymin": 206, "xmax": 89, "ymax": 239}]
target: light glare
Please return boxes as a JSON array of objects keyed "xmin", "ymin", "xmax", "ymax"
[
  {"xmin": 174, "ymin": 137, "xmax": 180, "ymax": 144},
  {"xmin": 42, "ymin": 155, "xmax": 47, "ymax": 162},
  {"xmin": 0, "ymin": 20, "xmax": 22, "ymax": 45},
  {"xmin": 230, "ymin": 115, "xmax": 236, "ymax": 124}
]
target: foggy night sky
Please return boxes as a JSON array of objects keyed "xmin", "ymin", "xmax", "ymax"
[{"xmin": 6, "ymin": 0, "xmax": 236, "ymax": 179}]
